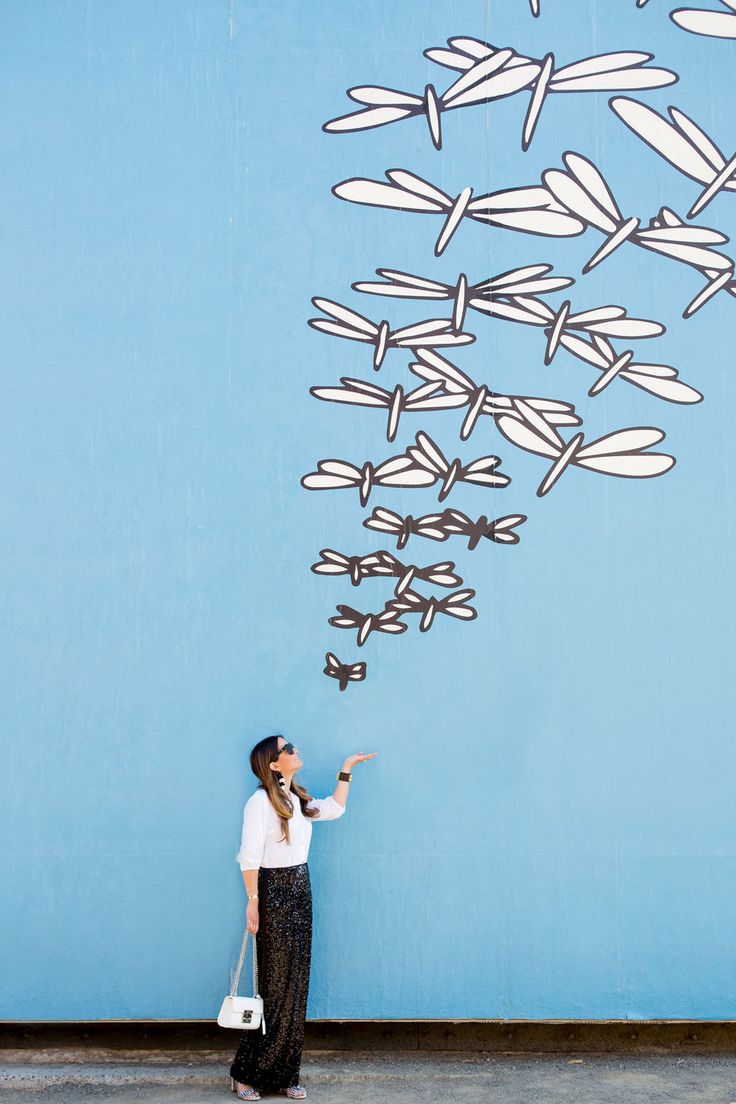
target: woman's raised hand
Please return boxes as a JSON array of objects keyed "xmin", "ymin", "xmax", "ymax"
[{"xmin": 342, "ymin": 752, "xmax": 378, "ymax": 771}]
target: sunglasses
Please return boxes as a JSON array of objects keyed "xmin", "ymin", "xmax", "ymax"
[{"xmin": 272, "ymin": 741, "xmax": 296, "ymax": 761}]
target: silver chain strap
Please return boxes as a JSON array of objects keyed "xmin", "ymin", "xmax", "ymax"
[{"xmin": 230, "ymin": 925, "xmax": 260, "ymax": 998}]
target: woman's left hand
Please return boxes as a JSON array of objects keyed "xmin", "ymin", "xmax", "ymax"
[{"xmin": 342, "ymin": 752, "xmax": 378, "ymax": 771}]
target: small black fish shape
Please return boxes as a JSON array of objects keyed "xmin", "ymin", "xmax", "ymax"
[{"xmin": 323, "ymin": 652, "xmax": 367, "ymax": 691}]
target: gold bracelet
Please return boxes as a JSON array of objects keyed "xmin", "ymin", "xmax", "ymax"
[{"xmin": 248, "ymin": 893, "xmax": 259, "ymax": 900}]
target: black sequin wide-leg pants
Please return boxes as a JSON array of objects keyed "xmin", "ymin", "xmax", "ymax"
[{"xmin": 230, "ymin": 863, "xmax": 313, "ymax": 1093}]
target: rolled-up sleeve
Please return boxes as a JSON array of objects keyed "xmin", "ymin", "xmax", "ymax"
[
  {"xmin": 306, "ymin": 795, "xmax": 346, "ymax": 821},
  {"xmin": 235, "ymin": 794, "xmax": 268, "ymax": 871}
]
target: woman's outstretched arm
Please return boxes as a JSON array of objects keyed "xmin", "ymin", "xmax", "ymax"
[
  {"xmin": 332, "ymin": 752, "xmax": 379, "ymax": 806},
  {"xmin": 332, "ymin": 766, "xmax": 352, "ymax": 808}
]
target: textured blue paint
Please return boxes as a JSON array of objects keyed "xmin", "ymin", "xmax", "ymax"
[{"xmin": 1, "ymin": 0, "xmax": 735, "ymax": 1021}]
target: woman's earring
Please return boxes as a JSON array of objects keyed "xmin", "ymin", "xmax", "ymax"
[{"xmin": 275, "ymin": 770, "xmax": 285, "ymax": 789}]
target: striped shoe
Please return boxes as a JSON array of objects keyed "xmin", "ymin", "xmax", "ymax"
[{"xmin": 230, "ymin": 1077, "xmax": 261, "ymax": 1100}]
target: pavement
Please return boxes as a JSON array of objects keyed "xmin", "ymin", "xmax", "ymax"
[{"xmin": 2, "ymin": 1050, "xmax": 736, "ymax": 1103}]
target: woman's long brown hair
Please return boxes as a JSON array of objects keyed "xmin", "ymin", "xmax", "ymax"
[{"xmin": 250, "ymin": 735, "xmax": 319, "ymax": 844}]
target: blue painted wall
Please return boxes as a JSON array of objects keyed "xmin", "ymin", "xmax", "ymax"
[{"xmin": 2, "ymin": 0, "xmax": 735, "ymax": 1020}]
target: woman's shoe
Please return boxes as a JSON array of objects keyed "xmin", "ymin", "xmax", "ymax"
[
  {"xmin": 230, "ymin": 1077, "xmax": 262, "ymax": 1100},
  {"xmin": 282, "ymin": 1087, "xmax": 307, "ymax": 1100}
]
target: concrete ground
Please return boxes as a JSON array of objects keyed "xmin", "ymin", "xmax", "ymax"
[{"xmin": 2, "ymin": 1050, "xmax": 736, "ymax": 1103}]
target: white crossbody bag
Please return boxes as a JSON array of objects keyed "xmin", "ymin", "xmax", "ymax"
[{"xmin": 217, "ymin": 925, "xmax": 266, "ymax": 1034}]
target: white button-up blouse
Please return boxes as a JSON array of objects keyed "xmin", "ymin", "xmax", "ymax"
[{"xmin": 235, "ymin": 786, "xmax": 346, "ymax": 870}]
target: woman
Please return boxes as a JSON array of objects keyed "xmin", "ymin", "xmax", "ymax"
[{"xmin": 230, "ymin": 735, "xmax": 376, "ymax": 1101}]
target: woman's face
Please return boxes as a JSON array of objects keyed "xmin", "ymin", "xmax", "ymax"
[{"xmin": 273, "ymin": 736, "xmax": 302, "ymax": 773}]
